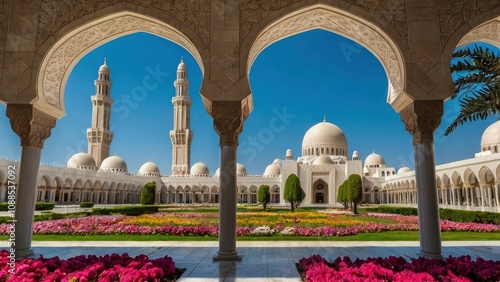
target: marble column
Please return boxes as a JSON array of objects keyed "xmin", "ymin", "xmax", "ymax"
[
  {"xmin": 401, "ymin": 100, "xmax": 443, "ymax": 259},
  {"xmin": 212, "ymin": 101, "xmax": 243, "ymax": 261},
  {"xmin": 6, "ymin": 104, "xmax": 56, "ymax": 258}
]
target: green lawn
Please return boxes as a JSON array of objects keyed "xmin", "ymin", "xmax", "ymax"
[{"xmin": 13, "ymin": 231, "xmax": 497, "ymax": 242}]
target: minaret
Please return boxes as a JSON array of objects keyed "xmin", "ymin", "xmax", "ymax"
[
  {"xmin": 87, "ymin": 58, "xmax": 114, "ymax": 167},
  {"xmin": 170, "ymin": 57, "xmax": 192, "ymax": 176}
]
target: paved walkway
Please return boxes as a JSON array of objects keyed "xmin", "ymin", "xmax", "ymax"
[{"xmin": 29, "ymin": 241, "xmax": 500, "ymax": 281}]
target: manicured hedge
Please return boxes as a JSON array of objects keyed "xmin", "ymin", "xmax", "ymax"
[
  {"xmin": 363, "ymin": 206, "xmax": 500, "ymax": 224},
  {"xmin": 0, "ymin": 203, "xmax": 10, "ymax": 211},
  {"xmin": 92, "ymin": 206, "xmax": 158, "ymax": 216},
  {"xmin": 35, "ymin": 202, "xmax": 55, "ymax": 211},
  {"xmin": 440, "ymin": 208, "xmax": 500, "ymax": 225},
  {"xmin": 79, "ymin": 202, "xmax": 95, "ymax": 208}
]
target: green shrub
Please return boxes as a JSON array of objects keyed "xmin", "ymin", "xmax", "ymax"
[
  {"xmin": 439, "ymin": 208, "xmax": 500, "ymax": 224},
  {"xmin": 140, "ymin": 181, "xmax": 156, "ymax": 205},
  {"xmin": 0, "ymin": 202, "xmax": 9, "ymax": 211},
  {"xmin": 92, "ymin": 206, "xmax": 158, "ymax": 216},
  {"xmin": 35, "ymin": 202, "xmax": 55, "ymax": 211},
  {"xmin": 79, "ymin": 202, "xmax": 95, "ymax": 208}
]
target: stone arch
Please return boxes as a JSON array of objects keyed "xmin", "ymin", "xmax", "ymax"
[
  {"xmin": 312, "ymin": 178, "xmax": 328, "ymax": 204},
  {"xmin": 463, "ymin": 168, "xmax": 478, "ymax": 185},
  {"xmin": 35, "ymin": 10, "xmax": 205, "ymax": 118},
  {"xmin": 74, "ymin": 179, "xmax": 83, "ymax": 189},
  {"xmin": 436, "ymin": 176, "xmax": 442, "ymax": 188},
  {"xmin": 446, "ymin": 14, "xmax": 500, "ymax": 55},
  {"xmin": 245, "ymin": 3, "xmax": 409, "ymax": 111},
  {"xmin": 451, "ymin": 171, "xmax": 463, "ymax": 186},
  {"xmin": 479, "ymin": 166, "xmax": 495, "ymax": 185},
  {"xmin": 64, "ymin": 178, "xmax": 73, "ymax": 189},
  {"xmin": 441, "ymin": 174, "xmax": 450, "ymax": 187}
]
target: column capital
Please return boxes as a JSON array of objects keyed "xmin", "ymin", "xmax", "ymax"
[
  {"xmin": 6, "ymin": 104, "xmax": 56, "ymax": 149},
  {"xmin": 212, "ymin": 101, "xmax": 243, "ymax": 147},
  {"xmin": 400, "ymin": 100, "xmax": 443, "ymax": 144}
]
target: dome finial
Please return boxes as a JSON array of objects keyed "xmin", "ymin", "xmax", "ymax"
[
  {"xmin": 104, "ymin": 57, "xmax": 107, "ymax": 65},
  {"xmin": 323, "ymin": 115, "xmax": 326, "ymax": 122},
  {"xmin": 180, "ymin": 56, "xmax": 184, "ymax": 63}
]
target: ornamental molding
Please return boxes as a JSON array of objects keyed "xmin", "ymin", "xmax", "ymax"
[
  {"xmin": 247, "ymin": 5, "xmax": 404, "ymax": 105},
  {"xmin": 6, "ymin": 104, "xmax": 56, "ymax": 149},
  {"xmin": 457, "ymin": 17, "xmax": 500, "ymax": 47},
  {"xmin": 212, "ymin": 101, "xmax": 243, "ymax": 147},
  {"xmin": 400, "ymin": 100, "xmax": 443, "ymax": 145},
  {"xmin": 37, "ymin": 11, "xmax": 203, "ymax": 118}
]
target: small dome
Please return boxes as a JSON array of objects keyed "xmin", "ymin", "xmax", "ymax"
[
  {"xmin": 138, "ymin": 162, "xmax": 160, "ymax": 176},
  {"xmin": 398, "ymin": 165, "xmax": 411, "ymax": 174},
  {"xmin": 99, "ymin": 58, "xmax": 109, "ymax": 73},
  {"xmin": 481, "ymin": 120, "xmax": 500, "ymax": 151},
  {"xmin": 237, "ymin": 163, "xmax": 247, "ymax": 176},
  {"xmin": 302, "ymin": 120, "xmax": 348, "ymax": 157},
  {"xmin": 312, "ymin": 155, "xmax": 335, "ymax": 165},
  {"xmin": 100, "ymin": 155, "xmax": 127, "ymax": 173},
  {"xmin": 67, "ymin": 153, "xmax": 96, "ymax": 170},
  {"xmin": 191, "ymin": 162, "xmax": 209, "ymax": 176},
  {"xmin": 213, "ymin": 165, "xmax": 247, "ymax": 176},
  {"xmin": 264, "ymin": 163, "xmax": 281, "ymax": 177},
  {"xmin": 177, "ymin": 58, "xmax": 186, "ymax": 70},
  {"xmin": 353, "ymin": 150, "xmax": 359, "ymax": 157},
  {"xmin": 286, "ymin": 149, "xmax": 293, "ymax": 160},
  {"xmin": 364, "ymin": 152, "xmax": 385, "ymax": 168}
]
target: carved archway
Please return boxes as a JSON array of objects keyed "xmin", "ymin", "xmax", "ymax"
[
  {"xmin": 246, "ymin": 4, "xmax": 409, "ymax": 112},
  {"xmin": 36, "ymin": 11, "xmax": 204, "ymax": 119}
]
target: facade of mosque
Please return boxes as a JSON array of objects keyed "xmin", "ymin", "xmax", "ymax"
[{"xmin": 0, "ymin": 61, "xmax": 499, "ymax": 213}]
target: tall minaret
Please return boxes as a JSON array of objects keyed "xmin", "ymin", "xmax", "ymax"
[
  {"xmin": 170, "ymin": 57, "xmax": 192, "ymax": 176},
  {"xmin": 87, "ymin": 59, "xmax": 114, "ymax": 167}
]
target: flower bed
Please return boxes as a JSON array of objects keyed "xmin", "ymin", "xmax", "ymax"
[
  {"xmin": 298, "ymin": 254, "xmax": 500, "ymax": 281},
  {"xmin": 0, "ymin": 212, "xmax": 498, "ymax": 237},
  {"xmin": 0, "ymin": 250, "xmax": 185, "ymax": 281}
]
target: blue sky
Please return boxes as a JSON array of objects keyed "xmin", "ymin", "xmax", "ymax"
[{"xmin": 0, "ymin": 30, "xmax": 498, "ymax": 175}]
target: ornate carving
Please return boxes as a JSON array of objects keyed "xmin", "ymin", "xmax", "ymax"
[
  {"xmin": 6, "ymin": 104, "xmax": 56, "ymax": 149},
  {"xmin": 240, "ymin": 0, "xmax": 302, "ymax": 42},
  {"xmin": 212, "ymin": 101, "xmax": 243, "ymax": 147},
  {"xmin": 438, "ymin": 0, "xmax": 495, "ymax": 47},
  {"xmin": 240, "ymin": 0, "xmax": 408, "ymax": 43},
  {"xmin": 346, "ymin": 0, "xmax": 407, "ymax": 39},
  {"xmin": 400, "ymin": 100, "xmax": 443, "ymax": 144},
  {"xmin": 40, "ymin": 13, "xmax": 203, "ymax": 110},
  {"xmin": 247, "ymin": 7, "xmax": 404, "ymax": 103},
  {"xmin": 458, "ymin": 18, "xmax": 500, "ymax": 47},
  {"xmin": 36, "ymin": 0, "xmax": 210, "ymax": 48},
  {"xmin": 0, "ymin": 0, "xmax": 10, "ymax": 79}
]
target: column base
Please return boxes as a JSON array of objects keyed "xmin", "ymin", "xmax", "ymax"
[
  {"xmin": 15, "ymin": 248, "xmax": 34, "ymax": 259},
  {"xmin": 419, "ymin": 250, "xmax": 442, "ymax": 260},
  {"xmin": 213, "ymin": 251, "xmax": 242, "ymax": 261}
]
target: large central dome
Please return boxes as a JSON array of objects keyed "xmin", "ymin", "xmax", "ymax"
[{"xmin": 302, "ymin": 120, "xmax": 348, "ymax": 157}]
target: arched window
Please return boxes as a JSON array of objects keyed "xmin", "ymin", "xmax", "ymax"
[{"xmin": 381, "ymin": 171, "xmax": 385, "ymax": 176}]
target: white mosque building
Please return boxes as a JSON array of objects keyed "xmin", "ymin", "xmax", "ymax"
[{"xmin": 0, "ymin": 60, "xmax": 499, "ymax": 213}]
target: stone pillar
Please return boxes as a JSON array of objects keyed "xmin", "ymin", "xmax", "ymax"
[
  {"xmin": 212, "ymin": 101, "xmax": 243, "ymax": 261},
  {"xmin": 401, "ymin": 100, "xmax": 443, "ymax": 259},
  {"xmin": 6, "ymin": 104, "xmax": 56, "ymax": 258}
]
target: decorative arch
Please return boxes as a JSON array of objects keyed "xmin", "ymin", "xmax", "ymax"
[
  {"xmin": 479, "ymin": 166, "xmax": 495, "ymax": 185},
  {"xmin": 246, "ymin": 4, "xmax": 409, "ymax": 111},
  {"xmin": 451, "ymin": 171, "xmax": 463, "ymax": 186},
  {"xmin": 36, "ymin": 11, "xmax": 205, "ymax": 118}
]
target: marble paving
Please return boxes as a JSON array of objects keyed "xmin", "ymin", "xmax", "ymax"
[{"xmin": 29, "ymin": 241, "xmax": 500, "ymax": 281}]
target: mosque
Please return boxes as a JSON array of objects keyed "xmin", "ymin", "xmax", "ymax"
[{"xmin": 0, "ymin": 60, "xmax": 499, "ymax": 213}]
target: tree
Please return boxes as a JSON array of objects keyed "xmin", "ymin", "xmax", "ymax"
[
  {"xmin": 337, "ymin": 181, "xmax": 348, "ymax": 209},
  {"xmin": 445, "ymin": 46, "xmax": 500, "ymax": 136},
  {"xmin": 347, "ymin": 174, "xmax": 363, "ymax": 214},
  {"xmin": 258, "ymin": 185, "xmax": 270, "ymax": 210},
  {"xmin": 140, "ymin": 181, "xmax": 156, "ymax": 205},
  {"xmin": 284, "ymin": 174, "xmax": 305, "ymax": 212}
]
